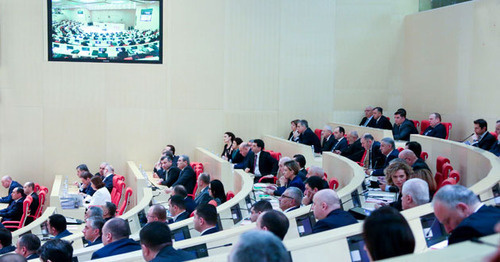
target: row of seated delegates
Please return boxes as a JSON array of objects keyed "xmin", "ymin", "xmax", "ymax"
[
  {"xmin": 0, "ymin": 181, "xmax": 39, "ymax": 225},
  {"xmin": 467, "ymin": 119, "xmax": 500, "ymax": 156},
  {"xmin": 153, "ymin": 144, "xmax": 179, "ymax": 175},
  {"xmin": 163, "ymin": 155, "xmax": 197, "ymax": 195},
  {"xmin": 229, "ymin": 231, "xmax": 291, "ymax": 262},
  {"xmin": 233, "ymin": 139, "xmax": 279, "ymax": 183},
  {"xmin": 392, "ymin": 108, "xmax": 419, "ymax": 141},
  {"xmin": 0, "ymin": 176, "xmax": 22, "ymax": 204},
  {"xmin": 321, "ymin": 125, "xmax": 348, "ymax": 153},
  {"xmin": 76, "ymin": 163, "xmax": 115, "ymax": 193}
]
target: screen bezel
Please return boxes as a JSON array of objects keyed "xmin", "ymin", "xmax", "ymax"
[{"xmin": 47, "ymin": 0, "xmax": 163, "ymax": 64}]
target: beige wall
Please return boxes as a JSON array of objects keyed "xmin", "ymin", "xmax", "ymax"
[
  {"xmin": 403, "ymin": 0, "xmax": 500, "ymax": 140},
  {"xmin": 0, "ymin": 0, "xmax": 417, "ymax": 189}
]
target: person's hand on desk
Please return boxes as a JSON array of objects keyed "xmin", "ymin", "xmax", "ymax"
[
  {"xmin": 364, "ymin": 169, "xmax": 373, "ymax": 176},
  {"xmin": 333, "ymin": 150, "xmax": 341, "ymax": 154},
  {"xmin": 379, "ymin": 183, "xmax": 387, "ymax": 191},
  {"xmin": 153, "ymin": 173, "xmax": 159, "ymax": 179},
  {"xmin": 244, "ymin": 168, "xmax": 251, "ymax": 173},
  {"xmin": 164, "ymin": 188, "xmax": 173, "ymax": 195},
  {"xmin": 278, "ymin": 176, "xmax": 287, "ymax": 186},
  {"xmin": 264, "ymin": 185, "xmax": 277, "ymax": 196}
]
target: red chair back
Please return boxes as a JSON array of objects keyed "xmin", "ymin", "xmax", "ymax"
[
  {"xmin": 258, "ymin": 176, "xmax": 277, "ymax": 184},
  {"xmin": 226, "ymin": 191, "xmax": 235, "ymax": 201},
  {"xmin": 3, "ymin": 195, "xmax": 32, "ymax": 230},
  {"xmin": 411, "ymin": 120, "xmax": 420, "ymax": 132},
  {"xmin": 441, "ymin": 163, "xmax": 453, "ymax": 178},
  {"xmin": 329, "ymin": 177, "xmax": 339, "ymax": 190},
  {"xmin": 420, "ymin": 152, "xmax": 428, "ymax": 161},
  {"xmin": 208, "ymin": 200, "xmax": 218, "ymax": 207},
  {"xmin": 420, "ymin": 120, "xmax": 430, "ymax": 135},
  {"xmin": 449, "ymin": 170, "xmax": 460, "ymax": 183},
  {"xmin": 265, "ymin": 150, "xmax": 282, "ymax": 161},
  {"xmin": 190, "ymin": 211, "xmax": 195, "ymax": 218},
  {"xmin": 39, "ymin": 186, "xmax": 49, "ymax": 194},
  {"xmin": 442, "ymin": 122, "xmax": 452, "ymax": 140},
  {"xmin": 35, "ymin": 191, "xmax": 46, "ymax": 218},
  {"xmin": 436, "ymin": 156, "xmax": 450, "ymax": 173},
  {"xmin": 397, "ymin": 147, "xmax": 404, "ymax": 152},
  {"xmin": 314, "ymin": 129, "xmax": 322, "ymax": 141},
  {"xmin": 440, "ymin": 177, "xmax": 457, "ymax": 187},
  {"xmin": 112, "ymin": 180, "xmax": 126, "ymax": 206},
  {"xmin": 435, "ymin": 172, "xmax": 444, "ymax": 190},
  {"xmin": 118, "ymin": 187, "xmax": 133, "ymax": 216},
  {"xmin": 34, "ymin": 183, "xmax": 40, "ymax": 193},
  {"xmin": 491, "ymin": 132, "xmax": 498, "ymax": 140},
  {"xmin": 357, "ymin": 150, "xmax": 368, "ymax": 167}
]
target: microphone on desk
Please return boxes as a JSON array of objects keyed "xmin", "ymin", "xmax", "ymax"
[
  {"xmin": 460, "ymin": 133, "xmax": 475, "ymax": 143},
  {"xmin": 206, "ymin": 243, "xmax": 233, "ymax": 251},
  {"xmin": 146, "ymin": 177, "xmax": 160, "ymax": 191},
  {"xmin": 471, "ymin": 237, "xmax": 499, "ymax": 248}
]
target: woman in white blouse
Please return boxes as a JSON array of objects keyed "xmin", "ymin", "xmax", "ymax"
[{"xmin": 88, "ymin": 176, "xmax": 111, "ymax": 206}]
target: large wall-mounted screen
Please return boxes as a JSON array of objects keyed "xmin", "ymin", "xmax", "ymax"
[{"xmin": 48, "ymin": 0, "xmax": 162, "ymax": 64}]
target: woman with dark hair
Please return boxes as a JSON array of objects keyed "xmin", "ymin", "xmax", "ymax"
[
  {"xmin": 288, "ymin": 120, "xmax": 300, "ymax": 142},
  {"xmin": 88, "ymin": 176, "xmax": 111, "ymax": 206},
  {"xmin": 266, "ymin": 160, "xmax": 304, "ymax": 196},
  {"xmin": 230, "ymin": 137, "xmax": 244, "ymax": 164},
  {"xmin": 363, "ymin": 206, "xmax": 415, "ymax": 261},
  {"xmin": 411, "ymin": 168, "xmax": 437, "ymax": 198},
  {"xmin": 379, "ymin": 161, "xmax": 412, "ymax": 211},
  {"xmin": 221, "ymin": 132, "xmax": 236, "ymax": 160},
  {"xmin": 209, "ymin": 180, "xmax": 227, "ymax": 205}
]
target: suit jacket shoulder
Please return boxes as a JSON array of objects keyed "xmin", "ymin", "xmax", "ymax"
[
  {"xmin": 152, "ymin": 246, "xmax": 196, "ymax": 262},
  {"xmin": 312, "ymin": 209, "xmax": 358, "ymax": 233},
  {"xmin": 478, "ymin": 132, "xmax": 497, "ymax": 151},
  {"xmin": 449, "ymin": 205, "xmax": 500, "ymax": 245}
]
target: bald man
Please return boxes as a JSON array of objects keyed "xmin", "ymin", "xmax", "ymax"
[
  {"xmin": 312, "ymin": 189, "xmax": 357, "ymax": 234},
  {"xmin": 399, "ymin": 149, "xmax": 430, "ymax": 172}
]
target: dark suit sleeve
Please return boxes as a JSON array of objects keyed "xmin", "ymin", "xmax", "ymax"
[
  {"xmin": 0, "ymin": 186, "xmax": 14, "ymax": 203},
  {"xmin": 164, "ymin": 168, "xmax": 180, "ymax": 187},
  {"xmin": 393, "ymin": 122, "xmax": 414, "ymax": 141},
  {"xmin": 312, "ymin": 220, "xmax": 329, "ymax": 233},
  {"xmin": 448, "ymin": 226, "xmax": 481, "ymax": 245},
  {"xmin": 435, "ymin": 124, "xmax": 447, "ymax": 139}
]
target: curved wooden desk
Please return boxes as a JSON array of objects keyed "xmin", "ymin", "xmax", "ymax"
[
  {"xmin": 263, "ymin": 135, "xmax": 322, "ymax": 167},
  {"xmin": 11, "ymin": 206, "xmax": 56, "ymax": 243}
]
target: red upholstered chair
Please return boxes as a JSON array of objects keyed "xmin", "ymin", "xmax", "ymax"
[
  {"xmin": 314, "ymin": 129, "xmax": 322, "ymax": 141},
  {"xmin": 441, "ymin": 163, "xmax": 453, "ymax": 178},
  {"xmin": 329, "ymin": 177, "xmax": 339, "ymax": 190},
  {"xmin": 357, "ymin": 150, "xmax": 368, "ymax": 167},
  {"xmin": 117, "ymin": 187, "xmax": 133, "ymax": 216},
  {"xmin": 440, "ymin": 177, "xmax": 457, "ymax": 187},
  {"xmin": 3, "ymin": 195, "xmax": 32, "ymax": 230},
  {"xmin": 190, "ymin": 211, "xmax": 195, "ymax": 218},
  {"xmin": 397, "ymin": 147, "xmax": 404, "ymax": 152},
  {"xmin": 449, "ymin": 170, "xmax": 461, "ymax": 183},
  {"xmin": 208, "ymin": 200, "xmax": 218, "ymax": 207},
  {"xmin": 491, "ymin": 132, "xmax": 498, "ymax": 140},
  {"xmin": 112, "ymin": 180, "xmax": 125, "ymax": 206},
  {"xmin": 420, "ymin": 120, "xmax": 430, "ymax": 135},
  {"xmin": 39, "ymin": 186, "xmax": 49, "ymax": 194},
  {"xmin": 442, "ymin": 122, "xmax": 452, "ymax": 140},
  {"xmin": 30, "ymin": 190, "xmax": 46, "ymax": 221},
  {"xmin": 226, "ymin": 191, "xmax": 235, "ymax": 201},
  {"xmin": 436, "ymin": 156, "xmax": 450, "ymax": 174},
  {"xmin": 34, "ymin": 183, "xmax": 40, "ymax": 193},
  {"xmin": 435, "ymin": 172, "xmax": 444, "ymax": 189},
  {"xmin": 411, "ymin": 120, "xmax": 420, "ymax": 132},
  {"xmin": 266, "ymin": 150, "xmax": 282, "ymax": 161},
  {"xmin": 258, "ymin": 176, "xmax": 277, "ymax": 184},
  {"xmin": 420, "ymin": 152, "xmax": 429, "ymax": 161}
]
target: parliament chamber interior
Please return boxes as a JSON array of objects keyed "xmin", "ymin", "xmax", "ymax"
[{"xmin": 0, "ymin": 0, "xmax": 498, "ymax": 261}]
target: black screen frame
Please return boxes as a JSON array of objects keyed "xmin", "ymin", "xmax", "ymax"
[{"xmin": 47, "ymin": 0, "xmax": 163, "ymax": 64}]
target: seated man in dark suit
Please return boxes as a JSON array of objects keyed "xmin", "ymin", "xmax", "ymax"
[
  {"xmin": 249, "ymin": 200, "xmax": 273, "ymax": 223},
  {"xmin": 79, "ymin": 171, "xmax": 96, "ymax": 197},
  {"xmin": 23, "ymin": 182, "xmax": 39, "ymax": 223},
  {"xmin": 82, "ymin": 216, "xmax": 105, "ymax": 247},
  {"xmin": 172, "ymin": 185, "xmax": 196, "ymax": 215},
  {"xmin": 331, "ymin": 126, "xmax": 348, "ymax": 152},
  {"xmin": 368, "ymin": 137, "xmax": 400, "ymax": 176},
  {"xmin": 293, "ymin": 154, "xmax": 307, "ymax": 182},
  {"xmin": 256, "ymin": 210, "xmax": 290, "ymax": 240},
  {"xmin": 156, "ymin": 155, "xmax": 181, "ymax": 187},
  {"xmin": 423, "ymin": 113, "xmax": 447, "ymax": 139},
  {"xmin": 470, "ymin": 119, "xmax": 496, "ymax": 150},
  {"xmin": 91, "ymin": 218, "xmax": 141, "ymax": 259},
  {"xmin": 278, "ymin": 187, "xmax": 302, "ymax": 213},
  {"xmin": 168, "ymin": 196, "xmax": 189, "ymax": 223},
  {"xmin": 321, "ymin": 125, "xmax": 336, "ymax": 152},
  {"xmin": 302, "ymin": 176, "xmax": 328, "ymax": 205},
  {"xmin": 194, "ymin": 173, "xmax": 212, "ymax": 207},
  {"xmin": 433, "ymin": 185, "xmax": 500, "ymax": 245},
  {"xmin": 0, "ymin": 229, "xmax": 15, "ymax": 254},
  {"xmin": 339, "ymin": 131, "xmax": 365, "ymax": 162},
  {"xmin": 312, "ymin": 189, "xmax": 357, "ymax": 234},
  {"xmin": 0, "ymin": 176, "xmax": 22, "ymax": 203},
  {"xmin": 371, "ymin": 107, "xmax": 392, "ymax": 130},
  {"xmin": 15, "ymin": 233, "xmax": 41, "ymax": 260},
  {"xmin": 359, "ymin": 106, "xmax": 375, "ymax": 127},
  {"xmin": 297, "ymin": 120, "xmax": 322, "ymax": 153},
  {"xmin": 146, "ymin": 204, "xmax": 168, "ymax": 224},
  {"xmin": 245, "ymin": 139, "xmax": 278, "ymax": 182},
  {"xmin": 47, "ymin": 214, "xmax": 72, "ymax": 239},
  {"xmin": 233, "ymin": 142, "xmax": 254, "ymax": 170},
  {"xmin": 193, "ymin": 204, "xmax": 219, "ymax": 236},
  {"xmin": 102, "ymin": 202, "xmax": 117, "ymax": 223},
  {"xmin": 102, "ymin": 164, "xmax": 115, "ymax": 193},
  {"xmin": 392, "ymin": 109, "xmax": 418, "ymax": 141},
  {"xmin": 361, "ymin": 133, "xmax": 386, "ymax": 169},
  {"xmin": 489, "ymin": 120, "xmax": 500, "ymax": 157},
  {"xmin": 168, "ymin": 155, "xmax": 196, "ymax": 195},
  {"xmin": 140, "ymin": 222, "xmax": 195, "ymax": 262},
  {"xmin": 399, "ymin": 149, "xmax": 431, "ymax": 172},
  {"xmin": 0, "ymin": 187, "xmax": 25, "ymax": 222}
]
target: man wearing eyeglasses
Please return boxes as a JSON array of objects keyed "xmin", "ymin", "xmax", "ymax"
[{"xmin": 278, "ymin": 187, "xmax": 302, "ymax": 213}]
